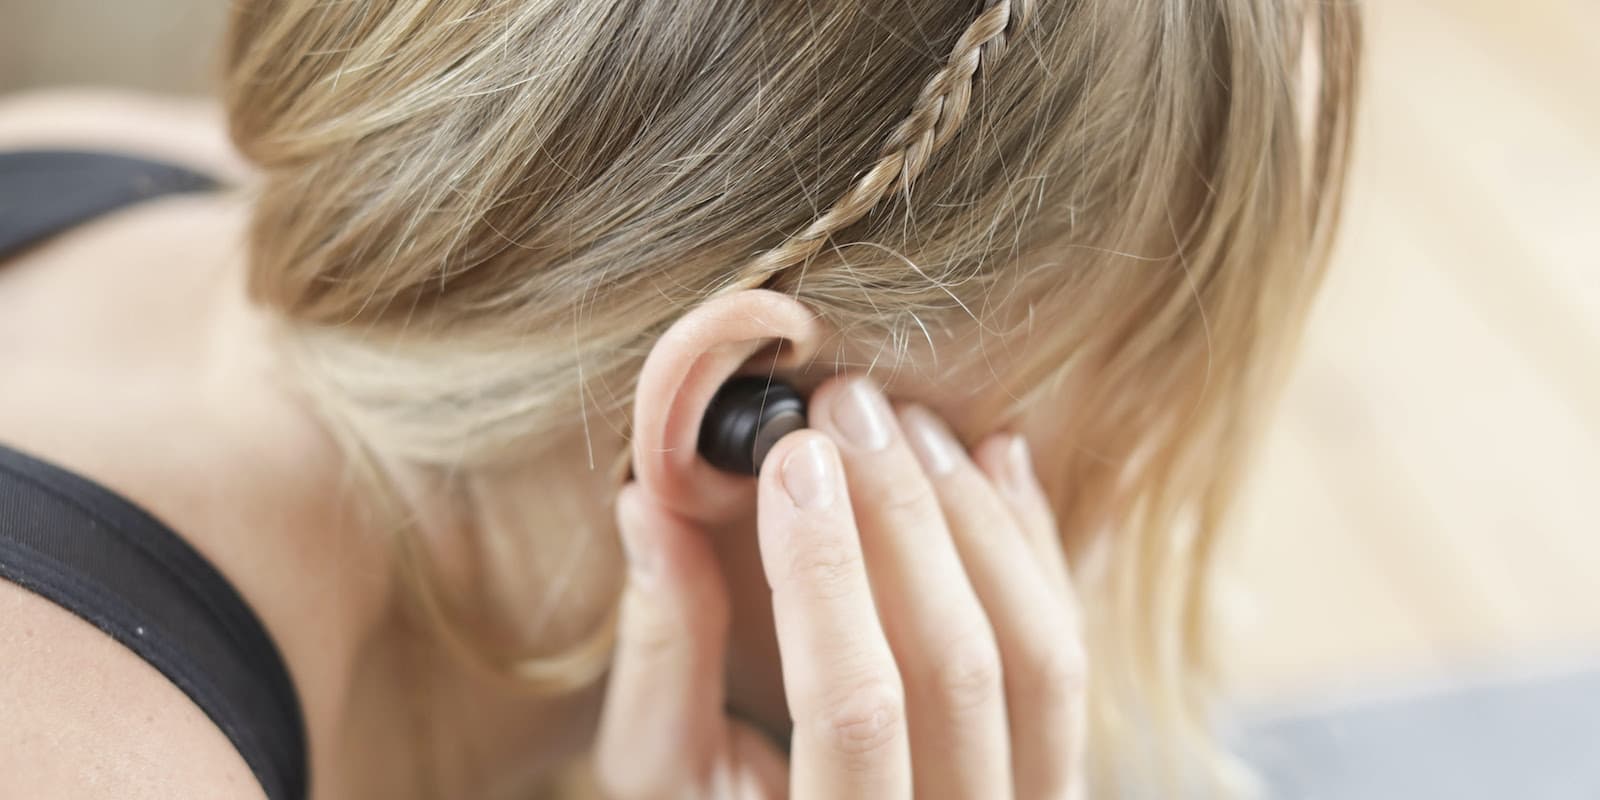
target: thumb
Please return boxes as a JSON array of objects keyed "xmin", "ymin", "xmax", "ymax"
[{"xmin": 595, "ymin": 483, "xmax": 732, "ymax": 799}]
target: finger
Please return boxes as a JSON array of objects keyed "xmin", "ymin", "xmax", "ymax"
[
  {"xmin": 706, "ymin": 723, "xmax": 792, "ymax": 800},
  {"xmin": 808, "ymin": 377, "xmax": 1012, "ymax": 800},
  {"xmin": 905, "ymin": 412, "xmax": 1089, "ymax": 800},
  {"xmin": 756, "ymin": 431, "xmax": 911, "ymax": 800},
  {"xmin": 974, "ymin": 434, "xmax": 1076, "ymax": 605},
  {"xmin": 595, "ymin": 483, "xmax": 734, "ymax": 799}
]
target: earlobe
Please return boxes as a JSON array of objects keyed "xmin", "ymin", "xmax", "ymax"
[{"xmin": 630, "ymin": 290, "xmax": 825, "ymax": 523}]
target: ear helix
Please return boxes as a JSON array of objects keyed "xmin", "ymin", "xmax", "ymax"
[{"xmin": 697, "ymin": 376, "xmax": 808, "ymax": 476}]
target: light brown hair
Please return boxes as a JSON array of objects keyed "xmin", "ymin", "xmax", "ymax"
[{"xmin": 222, "ymin": 0, "xmax": 1361, "ymax": 793}]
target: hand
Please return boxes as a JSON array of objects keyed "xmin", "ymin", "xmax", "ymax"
[{"xmin": 594, "ymin": 375, "xmax": 1087, "ymax": 799}]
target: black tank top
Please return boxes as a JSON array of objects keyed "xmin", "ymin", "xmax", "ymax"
[{"xmin": 0, "ymin": 150, "xmax": 310, "ymax": 800}]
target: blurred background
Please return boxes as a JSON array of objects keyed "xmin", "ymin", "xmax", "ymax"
[
  {"xmin": 0, "ymin": 0, "xmax": 223, "ymax": 95},
  {"xmin": 3, "ymin": 0, "xmax": 1596, "ymax": 795}
]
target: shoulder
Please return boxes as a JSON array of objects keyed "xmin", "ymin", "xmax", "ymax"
[
  {"xmin": 0, "ymin": 87, "xmax": 255, "ymax": 184},
  {"xmin": 0, "ymin": 579, "xmax": 269, "ymax": 799},
  {"xmin": 0, "ymin": 174, "xmax": 396, "ymax": 795}
]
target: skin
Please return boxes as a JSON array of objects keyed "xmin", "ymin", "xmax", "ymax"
[
  {"xmin": 597, "ymin": 380, "xmax": 1088, "ymax": 798},
  {"xmin": 0, "ymin": 14, "xmax": 1327, "ymax": 797},
  {"xmin": 0, "ymin": 91, "xmax": 1086, "ymax": 799}
]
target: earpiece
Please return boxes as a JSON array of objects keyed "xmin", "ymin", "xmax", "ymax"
[{"xmin": 698, "ymin": 376, "xmax": 808, "ymax": 476}]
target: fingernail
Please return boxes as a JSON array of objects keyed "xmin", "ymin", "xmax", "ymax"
[
  {"xmin": 616, "ymin": 488, "xmax": 656, "ymax": 583},
  {"xmin": 1005, "ymin": 435, "xmax": 1034, "ymax": 487},
  {"xmin": 832, "ymin": 378, "xmax": 892, "ymax": 451},
  {"xmin": 781, "ymin": 436, "xmax": 837, "ymax": 509},
  {"xmin": 903, "ymin": 405, "xmax": 959, "ymax": 476}
]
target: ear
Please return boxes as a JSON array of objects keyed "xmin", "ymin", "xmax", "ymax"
[{"xmin": 631, "ymin": 289, "xmax": 826, "ymax": 523}]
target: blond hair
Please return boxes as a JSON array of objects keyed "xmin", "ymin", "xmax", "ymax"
[{"xmin": 222, "ymin": 0, "xmax": 1360, "ymax": 794}]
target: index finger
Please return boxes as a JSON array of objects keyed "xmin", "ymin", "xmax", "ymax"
[
  {"xmin": 595, "ymin": 485, "xmax": 732, "ymax": 797},
  {"xmin": 757, "ymin": 431, "xmax": 911, "ymax": 800}
]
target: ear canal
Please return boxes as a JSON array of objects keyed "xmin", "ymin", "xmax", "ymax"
[{"xmin": 698, "ymin": 376, "xmax": 808, "ymax": 476}]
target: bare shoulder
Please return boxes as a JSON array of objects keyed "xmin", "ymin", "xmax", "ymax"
[
  {"xmin": 0, "ymin": 87, "xmax": 255, "ymax": 184},
  {"xmin": 0, "ymin": 579, "xmax": 268, "ymax": 799}
]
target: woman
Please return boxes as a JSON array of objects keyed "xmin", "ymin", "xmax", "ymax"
[{"xmin": 0, "ymin": 0, "xmax": 1360, "ymax": 797}]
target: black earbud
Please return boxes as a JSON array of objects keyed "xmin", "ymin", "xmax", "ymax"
[{"xmin": 698, "ymin": 376, "xmax": 808, "ymax": 476}]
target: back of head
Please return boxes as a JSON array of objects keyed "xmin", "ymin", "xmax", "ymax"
[{"xmin": 222, "ymin": 0, "xmax": 1360, "ymax": 793}]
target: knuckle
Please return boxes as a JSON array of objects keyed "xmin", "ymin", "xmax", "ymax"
[
  {"xmin": 875, "ymin": 473, "xmax": 941, "ymax": 520},
  {"xmin": 782, "ymin": 534, "xmax": 863, "ymax": 600},
  {"xmin": 933, "ymin": 628, "xmax": 1005, "ymax": 713},
  {"xmin": 621, "ymin": 591, "xmax": 684, "ymax": 661},
  {"xmin": 1020, "ymin": 637, "xmax": 1089, "ymax": 707},
  {"xmin": 815, "ymin": 675, "xmax": 907, "ymax": 760}
]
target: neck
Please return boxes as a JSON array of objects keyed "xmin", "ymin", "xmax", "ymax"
[
  {"xmin": 276, "ymin": 366, "xmax": 627, "ymax": 796},
  {"xmin": 348, "ymin": 439, "xmax": 625, "ymax": 797},
  {"xmin": 209, "ymin": 214, "xmax": 623, "ymax": 796}
]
